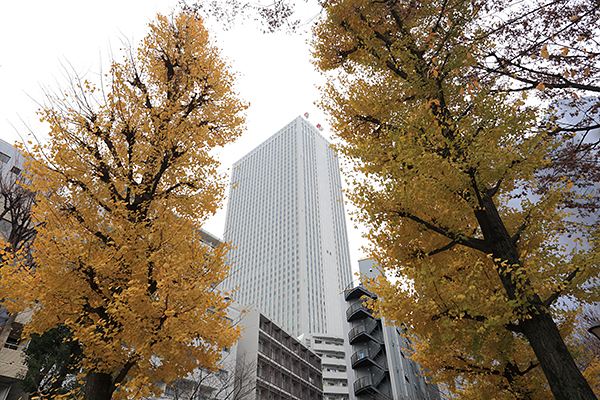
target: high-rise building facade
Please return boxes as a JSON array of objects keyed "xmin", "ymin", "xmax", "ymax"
[{"xmin": 224, "ymin": 116, "xmax": 353, "ymax": 338}]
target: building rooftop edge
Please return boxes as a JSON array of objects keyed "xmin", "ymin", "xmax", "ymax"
[{"xmin": 231, "ymin": 115, "xmax": 329, "ymax": 168}]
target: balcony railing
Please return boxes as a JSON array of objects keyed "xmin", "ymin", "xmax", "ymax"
[
  {"xmin": 351, "ymin": 343, "xmax": 384, "ymax": 369},
  {"xmin": 346, "ymin": 301, "xmax": 375, "ymax": 322},
  {"xmin": 348, "ymin": 318, "xmax": 380, "ymax": 344},
  {"xmin": 353, "ymin": 367, "xmax": 389, "ymax": 397},
  {"xmin": 354, "ymin": 374, "xmax": 373, "ymax": 394},
  {"xmin": 344, "ymin": 283, "xmax": 377, "ymax": 301}
]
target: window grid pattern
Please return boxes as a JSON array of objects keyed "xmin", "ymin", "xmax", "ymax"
[{"xmin": 224, "ymin": 117, "xmax": 352, "ymax": 337}]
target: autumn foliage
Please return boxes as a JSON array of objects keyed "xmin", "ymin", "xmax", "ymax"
[
  {"xmin": 313, "ymin": 0, "xmax": 599, "ymax": 399},
  {"xmin": 1, "ymin": 12, "xmax": 246, "ymax": 399}
]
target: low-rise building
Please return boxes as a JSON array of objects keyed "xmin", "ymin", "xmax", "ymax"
[
  {"xmin": 341, "ymin": 259, "xmax": 440, "ymax": 400},
  {"xmin": 300, "ymin": 334, "xmax": 349, "ymax": 400},
  {"xmin": 153, "ymin": 302, "xmax": 247, "ymax": 400},
  {"xmin": 0, "ymin": 310, "xmax": 31, "ymax": 400},
  {"xmin": 0, "ymin": 138, "xmax": 31, "ymax": 400},
  {"xmin": 237, "ymin": 307, "xmax": 323, "ymax": 400},
  {"xmin": 154, "ymin": 302, "xmax": 323, "ymax": 400}
]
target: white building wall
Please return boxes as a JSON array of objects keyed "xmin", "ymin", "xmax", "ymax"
[
  {"xmin": 223, "ymin": 116, "xmax": 352, "ymax": 337},
  {"xmin": 0, "ymin": 139, "xmax": 25, "ymax": 174},
  {"xmin": 301, "ymin": 333, "xmax": 350, "ymax": 400}
]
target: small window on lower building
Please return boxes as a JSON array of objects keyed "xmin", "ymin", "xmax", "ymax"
[
  {"xmin": 0, "ymin": 152, "xmax": 10, "ymax": 164},
  {"xmin": 217, "ymin": 369, "xmax": 229, "ymax": 381},
  {"xmin": 3, "ymin": 322, "xmax": 23, "ymax": 350},
  {"xmin": 164, "ymin": 384, "xmax": 175, "ymax": 398}
]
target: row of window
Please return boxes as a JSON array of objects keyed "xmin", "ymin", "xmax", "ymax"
[{"xmin": 223, "ymin": 118, "xmax": 353, "ymax": 337}]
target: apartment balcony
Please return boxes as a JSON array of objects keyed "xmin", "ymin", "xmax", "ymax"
[
  {"xmin": 353, "ymin": 367, "xmax": 390, "ymax": 398},
  {"xmin": 312, "ymin": 342, "xmax": 344, "ymax": 353},
  {"xmin": 322, "ymin": 369, "xmax": 348, "ymax": 380},
  {"xmin": 346, "ymin": 302, "xmax": 374, "ymax": 322},
  {"xmin": 348, "ymin": 319, "xmax": 380, "ymax": 345},
  {"xmin": 323, "ymin": 383, "xmax": 350, "ymax": 395},
  {"xmin": 351, "ymin": 343, "xmax": 384, "ymax": 370},
  {"xmin": 344, "ymin": 284, "xmax": 377, "ymax": 302}
]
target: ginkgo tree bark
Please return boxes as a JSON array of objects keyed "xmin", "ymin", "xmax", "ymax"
[
  {"xmin": 313, "ymin": 0, "xmax": 599, "ymax": 399},
  {"xmin": 1, "ymin": 11, "xmax": 246, "ymax": 400}
]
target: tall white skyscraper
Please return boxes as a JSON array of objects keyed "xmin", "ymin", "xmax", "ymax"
[{"xmin": 224, "ymin": 116, "xmax": 353, "ymax": 337}]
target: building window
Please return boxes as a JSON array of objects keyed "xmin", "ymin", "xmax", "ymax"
[
  {"xmin": 3, "ymin": 322, "xmax": 23, "ymax": 350},
  {"xmin": 164, "ymin": 384, "xmax": 175, "ymax": 397},
  {"xmin": 0, "ymin": 152, "xmax": 10, "ymax": 164},
  {"xmin": 217, "ymin": 369, "xmax": 229, "ymax": 381}
]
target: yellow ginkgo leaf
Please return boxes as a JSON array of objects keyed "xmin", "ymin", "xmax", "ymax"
[
  {"xmin": 536, "ymin": 82, "xmax": 546, "ymax": 91},
  {"xmin": 541, "ymin": 44, "xmax": 550, "ymax": 59}
]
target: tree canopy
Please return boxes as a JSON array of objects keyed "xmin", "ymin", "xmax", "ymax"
[
  {"xmin": 1, "ymin": 12, "xmax": 246, "ymax": 400},
  {"xmin": 312, "ymin": 0, "xmax": 600, "ymax": 398}
]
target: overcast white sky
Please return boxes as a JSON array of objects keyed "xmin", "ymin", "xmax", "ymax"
[{"xmin": 0, "ymin": 0, "xmax": 369, "ymax": 274}]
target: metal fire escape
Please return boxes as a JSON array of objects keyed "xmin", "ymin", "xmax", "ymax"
[{"xmin": 344, "ymin": 283, "xmax": 391, "ymax": 399}]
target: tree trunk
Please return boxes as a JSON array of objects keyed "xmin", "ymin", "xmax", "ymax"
[
  {"xmin": 520, "ymin": 311, "xmax": 596, "ymax": 400},
  {"xmin": 475, "ymin": 194, "xmax": 597, "ymax": 400},
  {"xmin": 84, "ymin": 372, "xmax": 114, "ymax": 400}
]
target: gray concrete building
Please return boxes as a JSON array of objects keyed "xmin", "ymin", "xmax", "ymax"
[
  {"xmin": 236, "ymin": 307, "xmax": 323, "ymax": 400},
  {"xmin": 0, "ymin": 310, "xmax": 30, "ymax": 400},
  {"xmin": 157, "ymin": 304, "xmax": 324, "ymax": 400},
  {"xmin": 341, "ymin": 260, "xmax": 441, "ymax": 400},
  {"xmin": 154, "ymin": 301, "xmax": 250, "ymax": 400}
]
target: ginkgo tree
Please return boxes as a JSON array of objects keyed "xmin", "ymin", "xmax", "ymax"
[
  {"xmin": 313, "ymin": 0, "xmax": 599, "ymax": 399},
  {"xmin": 0, "ymin": 11, "xmax": 246, "ymax": 400}
]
